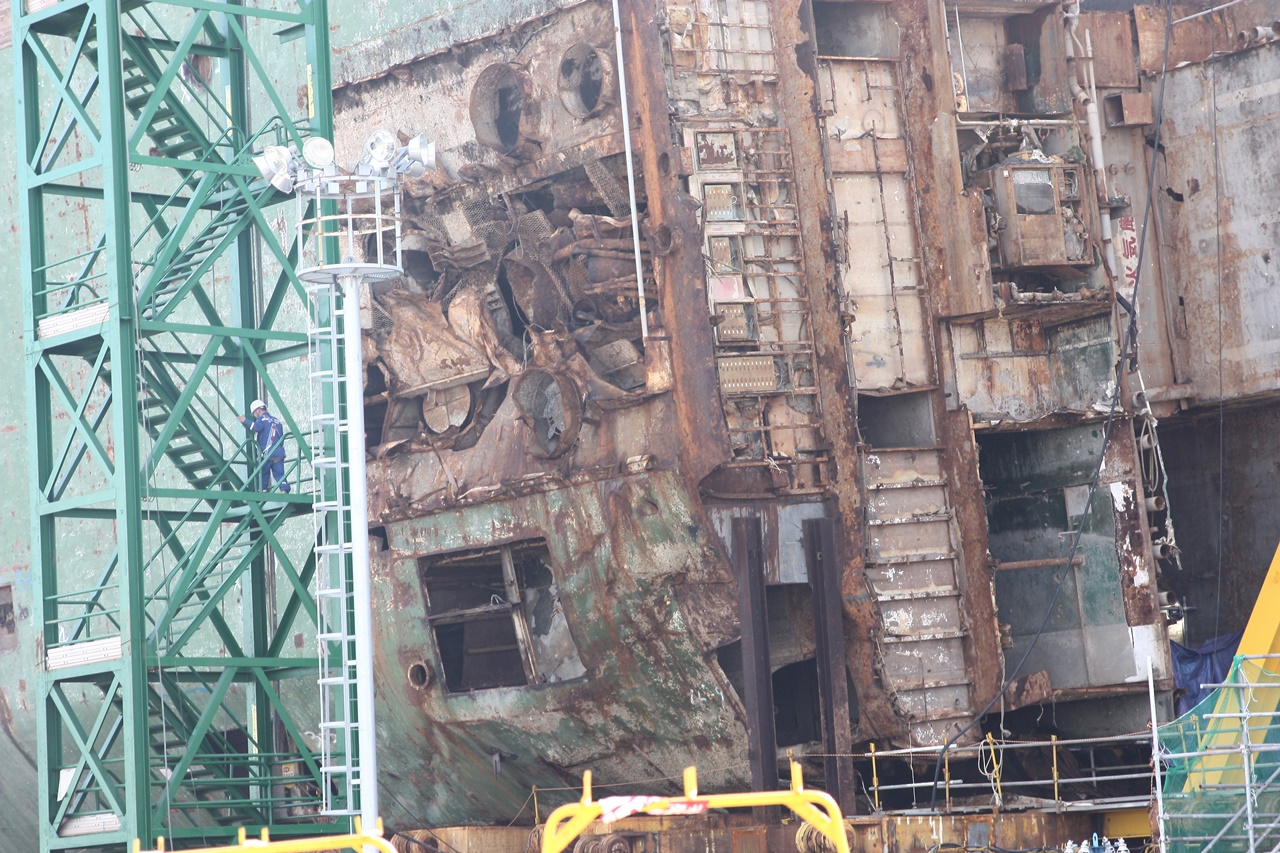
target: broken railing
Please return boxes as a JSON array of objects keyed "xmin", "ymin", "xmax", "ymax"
[{"xmin": 849, "ymin": 731, "xmax": 1155, "ymax": 813}]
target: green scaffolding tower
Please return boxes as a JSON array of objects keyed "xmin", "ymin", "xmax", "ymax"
[{"xmin": 14, "ymin": 0, "xmax": 349, "ymax": 845}]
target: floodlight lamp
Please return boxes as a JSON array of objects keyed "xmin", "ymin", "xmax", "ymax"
[
  {"xmin": 302, "ymin": 136, "xmax": 335, "ymax": 169},
  {"xmin": 362, "ymin": 130, "xmax": 397, "ymax": 168},
  {"xmin": 253, "ymin": 145, "xmax": 295, "ymax": 193},
  {"xmin": 405, "ymin": 134, "xmax": 436, "ymax": 170}
]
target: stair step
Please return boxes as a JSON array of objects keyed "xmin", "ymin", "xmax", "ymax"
[
  {"xmin": 888, "ymin": 675, "xmax": 974, "ymax": 691},
  {"xmin": 880, "ymin": 628, "xmax": 967, "ymax": 643},
  {"xmin": 125, "ymin": 92, "xmax": 154, "ymax": 111},
  {"xmin": 167, "ymin": 443, "xmax": 203, "ymax": 456},
  {"xmin": 150, "ymin": 125, "xmax": 192, "ymax": 143},
  {"xmin": 866, "ymin": 551, "xmax": 957, "ymax": 565},
  {"xmin": 867, "ymin": 511, "xmax": 954, "ymax": 526},
  {"xmin": 159, "ymin": 140, "xmax": 204, "ymax": 157},
  {"xmin": 875, "ymin": 588, "xmax": 961, "ymax": 602},
  {"xmin": 868, "ymin": 477, "xmax": 948, "ymax": 490}
]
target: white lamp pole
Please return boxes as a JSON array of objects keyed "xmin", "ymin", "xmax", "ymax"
[{"xmin": 340, "ymin": 271, "xmax": 378, "ymax": 828}]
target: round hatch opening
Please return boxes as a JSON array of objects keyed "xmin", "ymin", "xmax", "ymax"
[{"xmin": 558, "ymin": 44, "xmax": 613, "ymax": 118}]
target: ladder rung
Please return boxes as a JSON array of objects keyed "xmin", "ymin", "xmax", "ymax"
[{"xmin": 319, "ymin": 721, "xmax": 353, "ymax": 731}]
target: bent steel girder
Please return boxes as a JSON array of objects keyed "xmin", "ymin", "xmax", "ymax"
[{"xmin": 15, "ymin": 0, "xmax": 335, "ymax": 848}]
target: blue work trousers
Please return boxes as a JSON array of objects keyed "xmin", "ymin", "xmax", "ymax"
[{"xmin": 261, "ymin": 456, "xmax": 290, "ymax": 493}]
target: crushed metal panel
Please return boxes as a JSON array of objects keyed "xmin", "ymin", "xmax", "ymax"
[
  {"xmin": 1157, "ymin": 42, "xmax": 1280, "ymax": 401},
  {"xmin": 1081, "ymin": 12, "xmax": 1139, "ymax": 89},
  {"xmin": 950, "ymin": 316, "xmax": 1115, "ymax": 423},
  {"xmin": 705, "ymin": 501, "xmax": 827, "ymax": 585},
  {"xmin": 375, "ymin": 473, "xmax": 749, "ymax": 827},
  {"xmin": 1134, "ymin": 4, "xmax": 1234, "ymax": 73},
  {"xmin": 1109, "ymin": 480, "xmax": 1160, "ymax": 628}
]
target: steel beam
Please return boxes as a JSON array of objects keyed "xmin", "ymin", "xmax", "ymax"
[
  {"xmin": 732, "ymin": 516, "xmax": 780, "ymax": 821},
  {"xmin": 804, "ymin": 517, "xmax": 859, "ymax": 815}
]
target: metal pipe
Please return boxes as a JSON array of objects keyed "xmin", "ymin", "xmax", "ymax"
[
  {"xmin": 954, "ymin": 118, "xmax": 1080, "ymax": 127},
  {"xmin": 609, "ymin": 0, "xmax": 649, "ymax": 339},
  {"xmin": 953, "ymin": 5, "xmax": 970, "ymax": 111},
  {"xmin": 835, "ymin": 730, "xmax": 1149, "ymax": 760},
  {"xmin": 994, "ymin": 556, "xmax": 1085, "ymax": 570},
  {"xmin": 1052, "ymin": 734, "xmax": 1060, "ymax": 805},
  {"xmin": 1174, "ymin": 0, "xmax": 1248, "ymax": 25},
  {"xmin": 870, "ymin": 743, "xmax": 881, "ymax": 810},
  {"xmin": 1149, "ymin": 657, "xmax": 1168, "ymax": 853},
  {"xmin": 1064, "ymin": 2, "xmax": 1118, "ymax": 282},
  {"xmin": 339, "ymin": 272, "xmax": 379, "ymax": 830}
]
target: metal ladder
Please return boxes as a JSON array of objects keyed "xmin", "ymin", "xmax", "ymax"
[{"xmin": 307, "ymin": 280, "xmax": 361, "ymax": 816}]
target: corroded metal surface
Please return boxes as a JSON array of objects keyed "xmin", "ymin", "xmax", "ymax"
[
  {"xmin": 9, "ymin": 0, "xmax": 1261, "ymax": 838},
  {"xmin": 1156, "ymin": 39, "xmax": 1280, "ymax": 402},
  {"xmin": 324, "ymin": 0, "xmax": 1187, "ymax": 816}
]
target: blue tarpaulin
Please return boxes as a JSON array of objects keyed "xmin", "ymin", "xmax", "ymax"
[{"xmin": 1170, "ymin": 630, "xmax": 1243, "ymax": 716}]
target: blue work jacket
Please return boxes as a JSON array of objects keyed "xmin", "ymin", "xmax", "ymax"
[{"xmin": 245, "ymin": 411, "xmax": 287, "ymax": 460}]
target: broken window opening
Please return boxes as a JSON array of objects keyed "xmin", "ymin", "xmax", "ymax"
[
  {"xmin": 419, "ymin": 541, "xmax": 584, "ymax": 692},
  {"xmin": 513, "ymin": 370, "xmax": 582, "ymax": 458},
  {"xmin": 812, "ymin": 2, "xmax": 900, "ymax": 59},
  {"xmin": 1012, "ymin": 169, "xmax": 1055, "ymax": 215},
  {"xmin": 857, "ymin": 392, "xmax": 937, "ymax": 449},
  {"xmin": 0, "ymin": 585, "xmax": 14, "ymax": 652}
]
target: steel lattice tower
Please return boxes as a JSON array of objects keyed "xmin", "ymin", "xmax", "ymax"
[{"xmin": 14, "ymin": 0, "xmax": 344, "ymax": 845}]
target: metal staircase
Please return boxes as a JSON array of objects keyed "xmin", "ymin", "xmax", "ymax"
[
  {"xmin": 16, "ymin": 0, "xmax": 338, "ymax": 847},
  {"xmin": 862, "ymin": 447, "xmax": 977, "ymax": 747}
]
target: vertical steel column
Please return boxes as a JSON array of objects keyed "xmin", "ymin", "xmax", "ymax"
[
  {"xmin": 804, "ymin": 517, "xmax": 859, "ymax": 815},
  {"xmin": 732, "ymin": 516, "xmax": 779, "ymax": 818}
]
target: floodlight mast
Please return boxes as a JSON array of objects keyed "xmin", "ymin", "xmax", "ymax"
[{"xmin": 256, "ymin": 130, "xmax": 432, "ymax": 831}]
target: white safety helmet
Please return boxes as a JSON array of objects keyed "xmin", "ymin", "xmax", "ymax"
[{"xmin": 250, "ymin": 399, "xmax": 267, "ymax": 413}]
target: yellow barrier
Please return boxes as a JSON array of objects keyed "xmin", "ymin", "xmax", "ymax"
[
  {"xmin": 541, "ymin": 761, "xmax": 850, "ymax": 853},
  {"xmin": 134, "ymin": 817, "xmax": 397, "ymax": 853}
]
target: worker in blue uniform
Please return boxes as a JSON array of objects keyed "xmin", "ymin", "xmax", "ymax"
[{"xmin": 238, "ymin": 399, "xmax": 291, "ymax": 493}]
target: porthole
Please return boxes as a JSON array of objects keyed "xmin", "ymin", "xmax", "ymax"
[
  {"xmin": 558, "ymin": 44, "xmax": 614, "ymax": 118},
  {"xmin": 470, "ymin": 64, "xmax": 537, "ymax": 156}
]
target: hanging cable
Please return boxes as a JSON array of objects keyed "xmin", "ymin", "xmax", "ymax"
[{"xmin": 1210, "ymin": 24, "xmax": 1226, "ymax": 643}]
